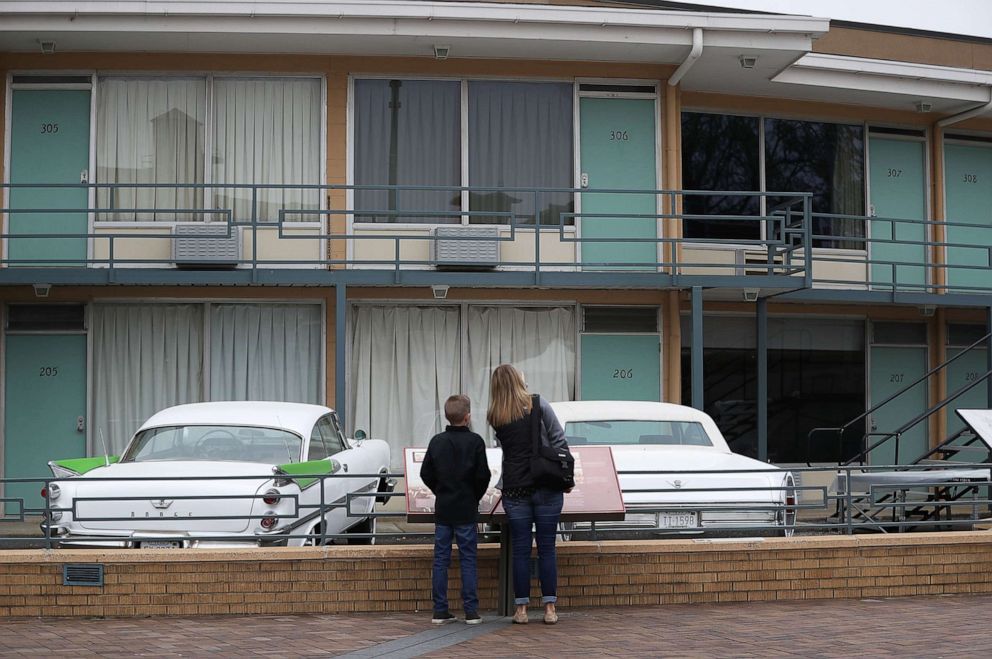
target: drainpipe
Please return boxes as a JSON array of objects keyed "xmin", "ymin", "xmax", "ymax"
[
  {"xmin": 669, "ymin": 27, "xmax": 703, "ymax": 87},
  {"xmin": 937, "ymin": 91, "xmax": 992, "ymax": 127}
]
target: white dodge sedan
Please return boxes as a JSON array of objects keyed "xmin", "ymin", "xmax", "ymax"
[
  {"xmin": 552, "ymin": 401, "xmax": 796, "ymax": 536},
  {"xmin": 43, "ymin": 402, "xmax": 392, "ymax": 548}
]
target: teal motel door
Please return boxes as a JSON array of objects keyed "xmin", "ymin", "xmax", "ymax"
[
  {"xmin": 868, "ymin": 135, "xmax": 927, "ymax": 290},
  {"xmin": 580, "ymin": 334, "xmax": 661, "ymax": 401},
  {"xmin": 8, "ymin": 88, "xmax": 91, "ymax": 265},
  {"xmin": 944, "ymin": 141, "xmax": 992, "ymax": 292},
  {"xmin": 4, "ymin": 333, "xmax": 87, "ymax": 515},
  {"xmin": 579, "ymin": 96, "xmax": 658, "ymax": 270},
  {"xmin": 868, "ymin": 325, "xmax": 928, "ymax": 465}
]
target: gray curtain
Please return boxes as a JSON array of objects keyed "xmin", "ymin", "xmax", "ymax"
[
  {"xmin": 469, "ymin": 81, "xmax": 573, "ymax": 226},
  {"xmin": 354, "ymin": 79, "xmax": 461, "ymax": 223}
]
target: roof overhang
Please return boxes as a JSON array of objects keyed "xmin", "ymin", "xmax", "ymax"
[{"xmin": 0, "ymin": 0, "xmax": 827, "ymax": 65}]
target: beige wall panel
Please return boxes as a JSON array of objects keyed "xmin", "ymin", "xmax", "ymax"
[
  {"xmin": 678, "ymin": 246, "xmax": 738, "ymax": 276},
  {"xmin": 92, "ymin": 227, "xmax": 172, "ymax": 266},
  {"xmin": 814, "ymin": 27, "xmax": 992, "ymax": 72},
  {"xmin": 243, "ymin": 226, "xmax": 322, "ymax": 265},
  {"xmin": 498, "ymin": 229, "xmax": 576, "ymax": 266},
  {"xmin": 351, "ymin": 227, "xmax": 431, "ymax": 265}
]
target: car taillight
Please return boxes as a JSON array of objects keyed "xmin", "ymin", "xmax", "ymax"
[
  {"xmin": 260, "ymin": 514, "xmax": 277, "ymax": 530},
  {"xmin": 41, "ymin": 484, "xmax": 61, "ymax": 500},
  {"xmin": 786, "ymin": 494, "xmax": 796, "ymax": 507},
  {"xmin": 262, "ymin": 489, "xmax": 280, "ymax": 505}
]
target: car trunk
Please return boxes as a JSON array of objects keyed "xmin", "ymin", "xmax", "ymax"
[
  {"xmin": 69, "ymin": 462, "xmax": 273, "ymax": 533},
  {"xmin": 608, "ymin": 447, "xmax": 782, "ymax": 507}
]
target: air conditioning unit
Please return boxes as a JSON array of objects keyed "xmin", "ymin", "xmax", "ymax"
[
  {"xmin": 430, "ymin": 226, "xmax": 499, "ymax": 269},
  {"xmin": 172, "ymin": 223, "xmax": 241, "ymax": 268},
  {"xmin": 736, "ymin": 249, "xmax": 785, "ymax": 276}
]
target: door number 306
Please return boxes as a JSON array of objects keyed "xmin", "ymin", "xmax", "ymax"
[
  {"xmin": 613, "ymin": 368, "xmax": 633, "ymax": 379},
  {"xmin": 39, "ymin": 366, "xmax": 59, "ymax": 377},
  {"xmin": 610, "ymin": 130, "xmax": 629, "ymax": 141}
]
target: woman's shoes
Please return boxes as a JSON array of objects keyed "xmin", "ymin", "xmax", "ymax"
[
  {"xmin": 543, "ymin": 609, "xmax": 558, "ymax": 625},
  {"xmin": 512, "ymin": 610, "xmax": 529, "ymax": 624}
]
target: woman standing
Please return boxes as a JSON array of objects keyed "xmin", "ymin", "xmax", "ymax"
[{"xmin": 487, "ymin": 363, "xmax": 569, "ymax": 625}]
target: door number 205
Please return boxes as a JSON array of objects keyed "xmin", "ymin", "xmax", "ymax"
[{"xmin": 39, "ymin": 366, "xmax": 59, "ymax": 377}]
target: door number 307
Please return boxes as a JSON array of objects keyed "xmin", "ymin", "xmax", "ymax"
[
  {"xmin": 39, "ymin": 366, "xmax": 59, "ymax": 377},
  {"xmin": 613, "ymin": 368, "xmax": 633, "ymax": 379}
]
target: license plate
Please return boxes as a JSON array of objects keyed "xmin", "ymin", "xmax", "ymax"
[
  {"xmin": 659, "ymin": 512, "xmax": 698, "ymax": 529},
  {"xmin": 140, "ymin": 540, "xmax": 182, "ymax": 549}
]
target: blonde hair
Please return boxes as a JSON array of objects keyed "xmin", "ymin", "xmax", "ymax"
[{"xmin": 486, "ymin": 364, "xmax": 532, "ymax": 428}]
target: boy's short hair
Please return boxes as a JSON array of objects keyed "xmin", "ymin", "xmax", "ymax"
[{"xmin": 444, "ymin": 395, "xmax": 471, "ymax": 425}]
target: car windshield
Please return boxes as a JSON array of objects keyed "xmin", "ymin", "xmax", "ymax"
[
  {"xmin": 122, "ymin": 425, "xmax": 303, "ymax": 463},
  {"xmin": 564, "ymin": 420, "xmax": 713, "ymax": 447}
]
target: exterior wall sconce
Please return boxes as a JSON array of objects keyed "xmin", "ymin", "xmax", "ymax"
[
  {"xmin": 39, "ymin": 40, "xmax": 56, "ymax": 54},
  {"xmin": 433, "ymin": 45, "xmax": 450, "ymax": 60},
  {"xmin": 432, "ymin": 285, "xmax": 449, "ymax": 299},
  {"xmin": 743, "ymin": 288, "xmax": 760, "ymax": 302},
  {"xmin": 33, "ymin": 283, "xmax": 52, "ymax": 298},
  {"xmin": 738, "ymin": 55, "xmax": 757, "ymax": 69}
]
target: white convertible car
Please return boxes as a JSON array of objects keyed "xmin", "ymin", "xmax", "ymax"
[
  {"xmin": 552, "ymin": 401, "xmax": 796, "ymax": 536},
  {"xmin": 43, "ymin": 402, "xmax": 393, "ymax": 548}
]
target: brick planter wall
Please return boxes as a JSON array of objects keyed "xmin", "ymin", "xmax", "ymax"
[{"xmin": 2, "ymin": 533, "xmax": 992, "ymax": 618}]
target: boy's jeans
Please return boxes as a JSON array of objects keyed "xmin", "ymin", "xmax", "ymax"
[{"xmin": 432, "ymin": 523, "xmax": 479, "ymax": 614}]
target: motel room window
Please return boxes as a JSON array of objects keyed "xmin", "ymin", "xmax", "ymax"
[
  {"xmin": 95, "ymin": 76, "xmax": 321, "ymax": 223},
  {"xmin": 353, "ymin": 78, "xmax": 574, "ymax": 227},
  {"xmin": 681, "ymin": 112, "xmax": 866, "ymax": 249}
]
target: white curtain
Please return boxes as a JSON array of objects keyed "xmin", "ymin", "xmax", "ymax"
[
  {"xmin": 95, "ymin": 78, "xmax": 206, "ymax": 221},
  {"xmin": 212, "ymin": 78, "xmax": 321, "ymax": 222},
  {"xmin": 91, "ymin": 304, "xmax": 204, "ymax": 454},
  {"xmin": 209, "ymin": 304, "xmax": 322, "ymax": 403},
  {"xmin": 349, "ymin": 306, "xmax": 460, "ymax": 467},
  {"xmin": 466, "ymin": 306, "xmax": 576, "ymax": 442}
]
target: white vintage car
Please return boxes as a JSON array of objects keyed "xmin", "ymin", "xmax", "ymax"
[
  {"xmin": 551, "ymin": 401, "xmax": 796, "ymax": 536},
  {"xmin": 43, "ymin": 401, "xmax": 393, "ymax": 548}
]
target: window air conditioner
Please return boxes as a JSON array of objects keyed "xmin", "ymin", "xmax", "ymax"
[
  {"xmin": 430, "ymin": 226, "xmax": 499, "ymax": 269},
  {"xmin": 172, "ymin": 223, "xmax": 241, "ymax": 268}
]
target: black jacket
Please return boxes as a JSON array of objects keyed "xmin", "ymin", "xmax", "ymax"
[
  {"xmin": 420, "ymin": 425, "xmax": 490, "ymax": 525},
  {"xmin": 493, "ymin": 395, "xmax": 568, "ymax": 490}
]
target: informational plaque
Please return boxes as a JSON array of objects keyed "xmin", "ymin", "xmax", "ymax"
[
  {"xmin": 404, "ymin": 446, "xmax": 624, "ymax": 523},
  {"xmin": 956, "ymin": 409, "xmax": 992, "ymax": 450}
]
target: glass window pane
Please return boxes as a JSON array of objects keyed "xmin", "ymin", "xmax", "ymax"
[
  {"xmin": 564, "ymin": 420, "xmax": 712, "ymax": 446},
  {"xmin": 212, "ymin": 78, "xmax": 321, "ymax": 222},
  {"xmin": 308, "ymin": 426, "xmax": 329, "ymax": 461},
  {"xmin": 469, "ymin": 81, "xmax": 574, "ymax": 226},
  {"xmin": 96, "ymin": 78, "xmax": 206, "ymax": 221},
  {"xmin": 354, "ymin": 79, "xmax": 461, "ymax": 224},
  {"xmin": 681, "ymin": 112, "xmax": 760, "ymax": 240},
  {"xmin": 318, "ymin": 416, "xmax": 346, "ymax": 454},
  {"xmin": 584, "ymin": 306, "xmax": 658, "ymax": 333},
  {"xmin": 764, "ymin": 118, "xmax": 865, "ymax": 249}
]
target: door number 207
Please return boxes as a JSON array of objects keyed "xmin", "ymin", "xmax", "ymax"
[
  {"xmin": 613, "ymin": 368, "xmax": 633, "ymax": 379},
  {"xmin": 39, "ymin": 366, "xmax": 59, "ymax": 377}
]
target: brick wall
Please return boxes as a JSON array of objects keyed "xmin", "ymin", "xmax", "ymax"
[{"xmin": 2, "ymin": 533, "xmax": 991, "ymax": 618}]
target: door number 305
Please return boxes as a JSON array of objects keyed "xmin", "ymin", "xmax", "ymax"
[
  {"xmin": 40, "ymin": 123, "xmax": 59, "ymax": 134},
  {"xmin": 39, "ymin": 366, "xmax": 59, "ymax": 377},
  {"xmin": 613, "ymin": 368, "xmax": 633, "ymax": 379}
]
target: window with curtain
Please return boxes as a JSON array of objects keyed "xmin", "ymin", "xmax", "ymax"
[
  {"xmin": 212, "ymin": 78, "xmax": 321, "ymax": 222},
  {"xmin": 208, "ymin": 304, "xmax": 322, "ymax": 403},
  {"xmin": 681, "ymin": 112, "xmax": 760, "ymax": 240},
  {"xmin": 349, "ymin": 306, "xmax": 461, "ymax": 467},
  {"xmin": 348, "ymin": 304, "xmax": 576, "ymax": 461},
  {"xmin": 91, "ymin": 304, "xmax": 204, "ymax": 453},
  {"xmin": 469, "ymin": 82, "xmax": 574, "ymax": 226},
  {"xmin": 354, "ymin": 79, "xmax": 461, "ymax": 223},
  {"xmin": 764, "ymin": 118, "xmax": 865, "ymax": 249},
  {"xmin": 95, "ymin": 78, "xmax": 207, "ymax": 221}
]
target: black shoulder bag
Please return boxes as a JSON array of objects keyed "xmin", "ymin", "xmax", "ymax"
[{"xmin": 529, "ymin": 394, "xmax": 575, "ymax": 491}]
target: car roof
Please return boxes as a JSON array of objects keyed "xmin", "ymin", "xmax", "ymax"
[
  {"xmin": 551, "ymin": 401, "xmax": 714, "ymax": 424},
  {"xmin": 138, "ymin": 401, "xmax": 333, "ymax": 438}
]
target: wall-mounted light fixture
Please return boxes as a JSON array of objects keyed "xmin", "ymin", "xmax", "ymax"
[
  {"xmin": 432, "ymin": 284, "xmax": 449, "ymax": 299},
  {"xmin": 38, "ymin": 40, "xmax": 56, "ymax": 55},
  {"xmin": 433, "ymin": 45, "xmax": 450, "ymax": 60},
  {"xmin": 742, "ymin": 288, "xmax": 760, "ymax": 302},
  {"xmin": 920, "ymin": 304, "xmax": 936, "ymax": 317},
  {"xmin": 738, "ymin": 55, "xmax": 757, "ymax": 69},
  {"xmin": 915, "ymin": 101, "xmax": 933, "ymax": 113},
  {"xmin": 33, "ymin": 283, "xmax": 52, "ymax": 298}
]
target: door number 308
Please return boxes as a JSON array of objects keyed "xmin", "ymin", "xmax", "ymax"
[
  {"xmin": 39, "ymin": 366, "xmax": 59, "ymax": 377},
  {"xmin": 613, "ymin": 368, "xmax": 633, "ymax": 379}
]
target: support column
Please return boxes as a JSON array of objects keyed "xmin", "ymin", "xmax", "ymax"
[
  {"xmin": 757, "ymin": 298, "xmax": 768, "ymax": 463},
  {"xmin": 691, "ymin": 286, "xmax": 704, "ymax": 411},
  {"xmin": 987, "ymin": 307, "xmax": 992, "ymax": 409},
  {"xmin": 335, "ymin": 283, "xmax": 347, "ymax": 426}
]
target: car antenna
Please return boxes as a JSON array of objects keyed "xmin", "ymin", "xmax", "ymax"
[{"xmin": 99, "ymin": 428, "xmax": 111, "ymax": 466}]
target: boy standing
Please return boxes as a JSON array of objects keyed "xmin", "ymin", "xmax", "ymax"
[{"xmin": 420, "ymin": 394, "xmax": 490, "ymax": 625}]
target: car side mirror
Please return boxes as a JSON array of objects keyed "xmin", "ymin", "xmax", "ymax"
[{"xmin": 354, "ymin": 429, "xmax": 367, "ymax": 442}]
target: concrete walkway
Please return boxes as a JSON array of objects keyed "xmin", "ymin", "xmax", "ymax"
[{"xmin": 2, "ymin": 593, "xmax": 991, "ymax": 658}]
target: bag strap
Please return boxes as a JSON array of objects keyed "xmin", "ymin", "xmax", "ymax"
[{"xmin": 529, "ymin": 394, "xmax": 542, "ymax": 458}]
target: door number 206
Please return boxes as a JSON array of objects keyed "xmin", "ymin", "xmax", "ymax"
[{"xmin": 613, "ymin": 368, "xmax": 633, "ymax": 379}]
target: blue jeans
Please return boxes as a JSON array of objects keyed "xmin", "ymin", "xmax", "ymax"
[
  {"xmin": 502, "ymin": 488, "xmax": 564, "ymax": 605},
  {"xmin": 432, "ymin": 523, "xmax": 479, "ymax": 614}
]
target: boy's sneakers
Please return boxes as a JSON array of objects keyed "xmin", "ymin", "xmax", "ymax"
[
  {"xmin": 431, "ymin": 611, "xmax": 457, "ymax": 625},
  {"xmin": 464, "ymin": 611, "xmax": 483, "ymax": 625}
]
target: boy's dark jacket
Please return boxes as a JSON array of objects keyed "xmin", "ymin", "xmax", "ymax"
[{"xmin": 420, "ymin": 425, "xmax": 490, "ymax": 525}]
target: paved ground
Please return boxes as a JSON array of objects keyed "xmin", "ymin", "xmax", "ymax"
[{"xmin": 2, "ymin": 593, "xmax": 991, "ymax": 658}]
